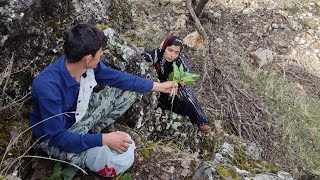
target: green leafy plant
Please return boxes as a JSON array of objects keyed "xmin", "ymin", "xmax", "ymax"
[
  {"xmin": 112, "ymin": 173, "xmax": 131, "ymax": 180},
  {"xmin": 46, "ymin": 162, "xmax": 63, "ymax": 180},
  {"xmin": 168, "ymin": 62, "xmax": 199, "ymax": 86},
  {"xmin": 46, "ymin": 162, "xmax": 78, "ymax": 180},
  {"xmin": 115, "ymin": 173, "xmax": 131, "ymax": 180},
  {"xmin": 167, "ymin": 62, "xmax": 200, "ymax": 119}
]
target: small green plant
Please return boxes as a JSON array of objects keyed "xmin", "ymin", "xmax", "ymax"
[
  {"xmin": 46, "ymin": 162, "xmax": 78, "ymax": 180},
  {"xmin": 168, "ymin": 62, "xmax": 199, "ymax": 110},
  {"xmin": 121, "ymin": 173, "xmax": 131, "ymax": 180},
  {"xmin": 47, "ymin": 162, "xmax": 64, "ymax": 180},
  {"xmin": 168, "ymin": 62, "xmax": 199, "ymax": 86},
  {"xmin": 114, "ymin": 173, "xmax": 131, "ymax": 180}
]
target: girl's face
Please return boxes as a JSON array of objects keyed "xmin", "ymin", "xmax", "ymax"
[{"xmin": 163, "ymin": 45, "xmax": 181, "ymax": 62}]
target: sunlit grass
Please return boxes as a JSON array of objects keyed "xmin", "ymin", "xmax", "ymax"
[
  {"xmin": 251, "ymin": 69, "xmax": 320, "ymax": 175},
  {"xmin": 284, "ymin": 0, "xmax": 319, "ymax": 15}
]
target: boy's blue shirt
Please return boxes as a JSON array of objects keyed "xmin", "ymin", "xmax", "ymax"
[{"xmin": 30, "ymin": 56, "xmax": 153, "ymax": 153}]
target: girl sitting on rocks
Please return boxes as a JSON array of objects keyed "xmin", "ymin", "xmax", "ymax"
[{"xmin": 141, "ymin": 36, "xmax": 211, "ymax": 133}]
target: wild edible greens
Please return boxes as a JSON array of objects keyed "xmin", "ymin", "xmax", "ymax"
[
  {"xmin": 168, "ymin": 62, "xmax": 199, "ymax": 86},
  {"xmin": 168, "ymin": 62, "xmax": 199, "ymax": 104}
]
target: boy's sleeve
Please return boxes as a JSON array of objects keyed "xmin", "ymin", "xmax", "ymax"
[
  {"xmin": 94, "ymin": 61, "xmax": 153, "ymax": 93},
  {"xmin": 34, "ymin": 82, "xmax": 102, "ymax": 153}
]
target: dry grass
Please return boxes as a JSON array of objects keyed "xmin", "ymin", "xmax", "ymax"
[
  {"xmin": 198, "ymin": 0, "xmax": 320, "ymax": 176},
  {"xmin": 0, "ymin": 112, "xmax": 86, "ymax": 179},
  {"xmin": 239, "ymin": 61, "xmax": 320, "ymax": 176},
  {"xmin": 198, "ymin": 20, "xmax": 320, "ymax": 176}
]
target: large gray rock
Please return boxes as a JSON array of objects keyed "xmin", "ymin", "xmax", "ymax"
[
  {"xmin": 250, "ymin": 48, "xmax": 275, "ymax": 68},
  {"xmin": 192, "ymin": 162, "xmax": 219, "ymax": 180},
  {"xmin": 245, "ymin": 142, "xmax": 263, "ymax": 161},
  {"xmin": 251, "ymin": 173, "xmax": 281, "ymax": 180}
]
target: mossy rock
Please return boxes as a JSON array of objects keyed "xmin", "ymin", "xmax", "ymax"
[
  {"xmin": 107, "ymin": 0, "xmax": 134, "ymax": 33},
  {"xmin": 95, "ymin": 23, "xmax": 109, "ymax": 30},
  {"xmin": 140, "ymin": 141, "xmax": 155, "ymax": 160},
  {"xmin": 226, "ymin": 145, "xmax": 279, "ymax": 174},
  {"xmin": 200, "ymin": 135, "xmax": 219, "ymax": 153},
  {"xmin": 228, "ymin": 147, "xmax": 247, "ymax": 166},
  {"xmin": 202, "ymin": 152, "xmax": 213, "ymax": 161},
  {"xmin": 215, "ymin": 164, "xmax": 241, "ymax": 180},
  {"xmin": 259, "ymin": 160, "xmax": 279, "ymax": 174},
  {"xmin": 163, "ymin": 141, "xmax": 181, "ymax": 152},
  {"xmin": 227, "ymin": 146, "xmax": 259, "ymax": 171}
]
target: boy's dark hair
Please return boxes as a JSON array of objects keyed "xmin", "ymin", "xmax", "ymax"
[{"xmin": 64, "ymin": 23, "xmax": 105, "ymax": 63}]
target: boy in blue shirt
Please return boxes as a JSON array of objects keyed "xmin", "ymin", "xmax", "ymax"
[{"xmin": 30, "ymin": 23, "xmax": 177, "ymax": 177}]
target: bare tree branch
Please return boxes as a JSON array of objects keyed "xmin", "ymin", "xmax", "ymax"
[
  {"xmin": 194, "ymin": 0, "xmax": 209, "ymax": 17},
  {"xmin": 186, "ymin": 0, "xmax": 211, "ymax": 94}
]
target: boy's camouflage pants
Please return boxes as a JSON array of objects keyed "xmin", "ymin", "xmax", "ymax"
[{"xmin": 38, "ymin": 86, "xmax": 136, "ymax": 177}]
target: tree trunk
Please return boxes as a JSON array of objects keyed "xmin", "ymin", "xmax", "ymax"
[
  {"xmin": 194, "ymin": 0, "xmax": 209, "ymax": 17},
  {"xmin": 192, "ymin": 0, "xmax": 197, "ymax": 6}
]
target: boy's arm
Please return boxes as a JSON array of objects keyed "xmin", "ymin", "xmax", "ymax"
[
  {"xmin": 94, "ymin": 61, "xmax": 177, "ymax": 94},
  {"xmin": 94, "ymin": 61, "xmax": 153, "ymax": 93},
  {"xmin": 34, "ymin": 83, "xmax": 102, "ymax": 153}
]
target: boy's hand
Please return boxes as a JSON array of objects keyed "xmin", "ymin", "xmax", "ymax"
[
  {"xmin": 152, "ymin": 81, "xmax": 178, "ymax": 93},
  {"xmin": 179, "ymin": 82, "xmax": 185, "ymax": 87},
  {"xmin": 102, "ymin": 132, "xmax": 133, "ymax": 154}
]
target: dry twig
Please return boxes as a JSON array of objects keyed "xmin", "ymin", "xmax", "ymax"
[{"xmin": 186, "ymin": 0, "xmax": 211, "ymax": 93}]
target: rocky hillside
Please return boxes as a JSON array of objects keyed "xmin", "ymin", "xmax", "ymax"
[{"xmin": 0, "ymin": 0, "xmax": 320, "ymax": 179}]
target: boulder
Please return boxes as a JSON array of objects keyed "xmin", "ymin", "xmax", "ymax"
[
  {"xmin": 183, "ymin": 31, "xmax": 205, "ymax": 50},
  {"xmin": 250, "ymin": 48, "xmax": 275, "ymax": 68}
]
